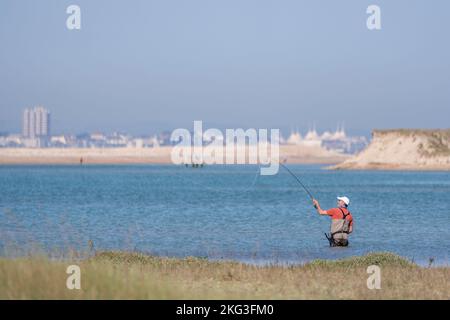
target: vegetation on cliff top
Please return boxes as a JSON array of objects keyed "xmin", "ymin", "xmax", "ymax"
[{"xmin": 373, "ymin": 129, "xmax": 450, "ymax": 157}]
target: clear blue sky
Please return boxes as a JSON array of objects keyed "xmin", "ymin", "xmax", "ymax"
[{"xmin": 0, "ymin": 0, "xmax": 449, "ymax": 136}]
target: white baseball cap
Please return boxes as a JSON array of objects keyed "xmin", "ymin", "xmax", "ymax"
[{"xmin": 337, "ymin": 196, "xmax": 350, "ymax": 206}]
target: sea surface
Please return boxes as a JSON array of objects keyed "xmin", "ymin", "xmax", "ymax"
[{"xmin": 1, "ymin": 164, "xmax": 449, "ymax": 266}]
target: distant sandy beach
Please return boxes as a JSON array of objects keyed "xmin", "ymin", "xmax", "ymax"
[
  {"xmin": 330, "ymin": 162, "xmax": 450, "ymax": 171},
  {"xmin": 0, "ymin": 145, "xmax": 349, "ymax": 165}
]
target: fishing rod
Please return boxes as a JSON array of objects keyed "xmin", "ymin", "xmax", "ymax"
[{"xmin": 279, "ymin": 162, "xmax": 315, "ymax": 201}]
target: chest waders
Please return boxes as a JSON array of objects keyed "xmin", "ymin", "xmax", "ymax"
[{"xmin": 325, "ymin": 208, "xmax": 351, "ymax": 247}]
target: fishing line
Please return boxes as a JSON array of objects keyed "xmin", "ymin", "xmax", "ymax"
[
  {"xmin": 247, "ymin": 164, "xmax": 261, "ymax": 191},
  {"xmin": 279, "ymin": 163, "xmax": 315, "ymax": 200}
]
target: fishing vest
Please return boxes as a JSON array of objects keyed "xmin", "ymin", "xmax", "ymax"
[{"xmin": 330, "ymin": 208, "xmax": 351, "ymax": 240}]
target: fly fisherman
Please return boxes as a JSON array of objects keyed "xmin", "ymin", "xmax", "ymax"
[{"xmin": 312, "ymin": 197, "xmax": 354, "ymax": 247}]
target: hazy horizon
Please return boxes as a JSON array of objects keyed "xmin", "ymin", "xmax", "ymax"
[{"xmin": 1, "ymin": 0, "xmax": 449, "ymax": 136}]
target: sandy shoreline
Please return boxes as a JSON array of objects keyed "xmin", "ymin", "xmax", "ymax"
[
  {"xmin": 329, "ymin": 163, "xmax": 450, "ymax": 171},
  {"xmin": 0, "ymin": 146, "xmax": 349, "ymax": 165}
]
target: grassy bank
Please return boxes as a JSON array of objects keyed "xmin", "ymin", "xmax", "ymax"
[{"xmin": 0, "ymin": 252, "xmax": 448, "ymax": 299}]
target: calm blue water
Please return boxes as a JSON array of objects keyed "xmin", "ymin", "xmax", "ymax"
[{"xmin": 0, "ymin": 164, "xmax": 449, "ymax": 266}]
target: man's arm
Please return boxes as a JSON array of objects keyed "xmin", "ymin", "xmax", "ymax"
[{"xmin": 312, "ymin": 199, "xmax": 328, "ymax": 215}]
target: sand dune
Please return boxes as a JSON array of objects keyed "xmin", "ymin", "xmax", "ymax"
[{"xmin": 332, "ymin": 129, "xmax": 450, "ymax": 170}]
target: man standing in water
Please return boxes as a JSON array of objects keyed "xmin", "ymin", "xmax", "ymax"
[{"xmin": 312, "ymin": 197, "xmax": 353, "ymax": 247}]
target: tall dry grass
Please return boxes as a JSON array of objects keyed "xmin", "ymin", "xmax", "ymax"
[{"xmin": 0, "ymin": 251, "xmax": 448, "ymax": 299}]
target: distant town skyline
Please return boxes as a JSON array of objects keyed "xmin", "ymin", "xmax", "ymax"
[
  {"xmin": 1, "ymin": 1, "xmax": 449, "ymax": 136},
  {"xmin": 8, "ymin": 106, "xmax": 365, "ymax": 139},
  {"xmin": 1, "ymin": 107, "xmax": 368, "ymax": 154},
  {"xmin": 14, "ymin": 105, "xmax": 360, "ymax": 139}
]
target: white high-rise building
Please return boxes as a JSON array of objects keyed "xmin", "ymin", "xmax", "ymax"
[
  {"xmin": 22, "ymin": 106, "xmax": 51, "ymax": 138},
  {"xmin": 22, "ymin": 108, "xmax": 32, "ymax": 138}
]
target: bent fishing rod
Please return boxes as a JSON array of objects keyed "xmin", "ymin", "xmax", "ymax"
[{"xmin": 279, "ymin": 162, "xmax": 315, "ymax": 201}]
